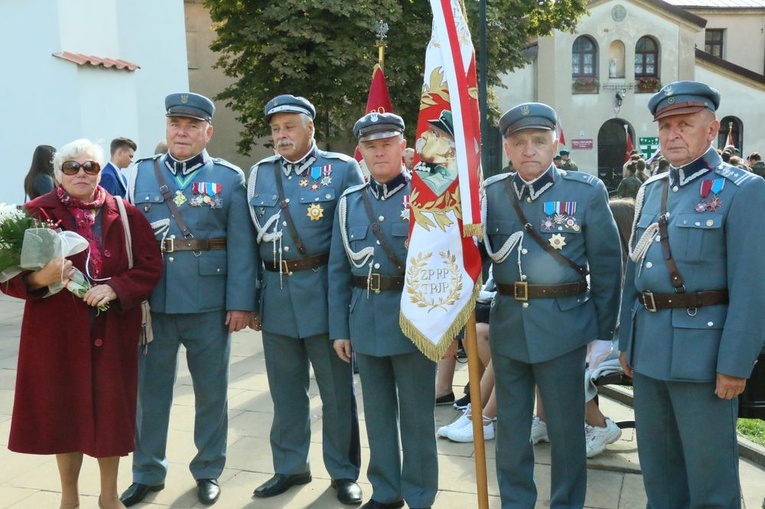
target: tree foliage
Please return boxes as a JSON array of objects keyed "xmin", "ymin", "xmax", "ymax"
[{"xmin": 206, "ymin": 0, "xmax": 588, "ymax": 155}]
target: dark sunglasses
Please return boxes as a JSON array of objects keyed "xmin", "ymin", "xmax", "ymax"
[{"xmin": 61, "ymin": 160, "xmax": 101, "ymax": 176}]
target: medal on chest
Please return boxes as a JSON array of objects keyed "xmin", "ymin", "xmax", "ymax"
[
  {"xmin": 695, "ymin": 178, "xmax": 724, "ymax": 213},
  {"xmin": 541, "ymin": 201, "xmax": 580, "ymax": 232},
  {"xmin": 401, "ymin": 194, "xmax": 410, "ymax": 221},
  {"xmin": 189, "ymin": 182, "xmax": 223, "ymax": 208}
]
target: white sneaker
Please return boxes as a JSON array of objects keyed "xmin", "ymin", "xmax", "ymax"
[
  {"xmin": 437, "ymin": 404, "xmax": 472, "ymax": 438},
  {"xmin": 585, "ymin": 418, "xmax": 622, "ymax": 458},
  {"xmin": 531, "ymin": 415, "xmax": 549, "ymax": 444},
  {"xmin": 447, "ymin": 417, "xmax": 495, "ymax": 443}
]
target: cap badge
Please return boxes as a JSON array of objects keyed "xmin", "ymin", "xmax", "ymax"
[
  {"xmin": 664, "ymin": 85, "xmax": 674, "ymax": 96},
  {"xmin": 521, "ymin": 105, "xmax": 530, "ymax": 116},
  {"xmin": 370, "ymin": 113, "xmax": 379, "ymax": 122},
  {"xmin": 667, "ymin": 97, "xmax": 675, "ymax": 105},
  {"xmin": 180, "ymin": 94, "xmax": 189, "ymax": 104}
]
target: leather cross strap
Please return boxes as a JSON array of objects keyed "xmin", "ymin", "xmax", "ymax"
[
  {"xmin": 159, "ymin": 237, "xmax": 226, "ymax": 253},
  {"xmin": 658, "ymin": 178, "xmax": 686, "ymax": 292},
  {"xmin": 497, "ymin": 280, "xmax": 588, "ymax": 301},
  {"xmin": 263, "ymin": 252, "xmax": 330, "ymax": 273},
  {"xmin": 639, "ymin": 289, "xmax": 728, "ymax": 312},
  {"xmin": 274, "ymin": 163, "xmax": 308, "ymax": 256},
  {"xmin": 154, "ymin": 159, "xmax": 194, "ymax": 239},
  {"xmin": 505, "ymin": 178, "xmax": 589, "ymax": 277},
  {"xmin": 352, "ymin": 274, "xmax": 405, "ymax": 292},
  {"xmin": 361, "ymin": 188, "xmax": 406, "ymax": 272}
]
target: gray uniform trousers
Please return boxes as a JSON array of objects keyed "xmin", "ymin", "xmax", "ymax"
[
  {"xmin": 133, "ymin": 311, "xmax": 230, "ymax": 483},
  {"xmin": 633, "ymin": 372, "xmax": 741, "ymax": 509},
  {"xmin": 262, "ymin": 331, "xmax": 360, "ymax": 480},
  {"xmin": 492, "ymin": 345, "xmax": 587, "ymax": 509},
  {"xmin": 356, "ymin": 352, "xmax": 438, "ymax": 507}
]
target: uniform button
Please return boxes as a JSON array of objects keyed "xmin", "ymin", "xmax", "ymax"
[
  {"xmin": 94, "ymin": 338, "xmax": 103, "ymax": 347},
  {"xmin": 272, "ymin": 195, "xmax": 278, "ymax": 200},
  {"xmin": 521, "ymin": 275, "xmax": 528, "ymax": 281},
  {"xmin": 145, "ymin": 195, "xmax": 150, "ymax": 200},
  {"xmin": 155, "ymin": 196, "xmax": 161, "ymax": 202},
  {"xmin": 558, "ymin": 226, "xmax": 563, "ymax": 231},
  {"xmin": 706, "ymin": 219, "xmax": 714, "ymax": 226},
  {"xmin": 283, "ymin": 221, "xmax": 288, "ymax": 226},
  {"xmin": 522, "ymin": 302, "xmax": 529, "ymax": 308},
  {"xmin": 694, "ymin": 221, "xmax": 701, "ymax": 227},
  {"xmin": 378, "ymin": 216, "xmax": 385, "ymax": 222},
  {"xmin": 326, "ymin": 194, "xmax": 332, "ymax": 199},
  {"xmin": 374, "ymin": 263, "xmax": 380, "ymax": 269},
  {"xmin": 672, "ymin": 186, "xmax": 679, "ymax": 192},
  {"xmin": 376, "ymin": 240, "xmax": 381, "ymax": 245},
  {"xmin": 645, "ymin": 262, "xmax": 653, "ymax": 269},
  {"xmin": 170, "ymin": 234, "xmax": 176, "ymax": 239},
  {"xmin": 288, "ymin": 175, "xmax": 292, "ymax": 180},
  {"xmin": 707, "ymin": 321, "xmax": 714, "ymax": 327},
  {"xmin": 285, "ymin": 198, "xmax": 291, "ymax": 203},
  {"xmin": 216, "ymin": 268, "xmax": 221, "ymax": 272},
  {"xmin": 284, "ymin": 246, "xmax": 290, "ymax": 252},
  {"xmin": 168, "ymin": 257, "xmax": 175, "ymax": 263},
  {"xmin": 655, "ymin": 235, "xmax": 661, "ymax": 242},
  {"xmin": 682, "ymin": 220, "xmax": 688, "ymax": 225},
  {"xmin": 526, "ymin": 197, "xmax": 531, "ymax": 203},
  {"xmin": 103, "ymin": 249, "xmax": 111, "ymax": 257},
  {"xmin": 521, "ymin": 249, "xmax": 528, "ymax": 255}
]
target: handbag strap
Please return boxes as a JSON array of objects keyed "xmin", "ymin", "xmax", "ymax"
[
  {"xmin": 658, "ymin": 178, "xmax": 686, "ymax": 292},
  {"xmin": 361, "ymin": 188, "xmax": 406, "ymax": 272},
  {"xmin": 115, "ymin": 196, "xmax": 133, "ymax": 269},
  {"xmin": 505, "ymin": 178, "xmax": 589, "ymax": 278},
  {"xmin": 274, "ymin": 163, "xmax": 308, "ymax": 256},
  {"xmin": 153, "ymin": 159, "xmax": 194, "ymax": 239}
]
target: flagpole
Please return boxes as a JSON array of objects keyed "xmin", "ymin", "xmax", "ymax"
[
  {"xmin": 464, "ymin": 310, "xmax": 490, "ymax": 509},
  {"xmin": 375, "ymin": 20, "xmax": 388, "ymax": 69}
]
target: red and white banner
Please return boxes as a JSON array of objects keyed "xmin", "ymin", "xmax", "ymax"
[
  {"xmin": 624, "ymin": 125, "xmax": 634, "ymax": 163},
  {"xmin": 399, "ymin": 0, "xmax": 483, "ymax": 361}
]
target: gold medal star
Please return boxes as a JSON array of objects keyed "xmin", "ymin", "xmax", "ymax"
[
  {"xmin": 549, "ymin": 233, "xmax": 566, "ymax": 250},
  {"xmin": 307, "ymin": 203, "xmax": 324, "ymax": 221}
]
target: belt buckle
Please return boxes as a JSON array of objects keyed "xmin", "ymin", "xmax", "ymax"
[
  {"xmin": 369, "ymin": 273, "xmax": 381, "ymax": 294},
  {"xmin": 281, "ymin": 260, "xmax": 293, "ymax": 276},
  {"xmin": 514, "ymin": 281, "xmax": 528, "ymax": 302},
  {"xmin": 642, "ymin": 291, "xmax": 657, "ymax": 312},
  {"xmin": 164, "ymin": 238, "xmax": 175, "ymax": 253}
]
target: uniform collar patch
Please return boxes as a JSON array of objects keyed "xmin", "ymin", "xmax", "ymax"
[
  {"xmin": 282, "ymin": 145, "xmax": 318, "ymax": 177},
  {"xmin": 369, "ymin": 172, "xmax": 408, "ymax": 201},
  {"xmin": 165, "ymin": 151, "xmax": 206, "ymax": 177},
  {"xmin": 511, "ymin": 166, "xmax": 556, "ymax": 202}
]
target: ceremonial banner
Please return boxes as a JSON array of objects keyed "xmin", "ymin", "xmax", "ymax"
[
  {"xmin": 557, "ymin": 119, "xmax": 567, "ymax": 147},
  {"xmin": 355, "ymin": 64, "xmax": 394, "ymax": 166},
  {"xmin": 624, "ymin": 125, "xmax": 634, "ymax": 163},
  {"xmin": 400, "ymin": 0, "xmax": 483, "ymax": 361}
]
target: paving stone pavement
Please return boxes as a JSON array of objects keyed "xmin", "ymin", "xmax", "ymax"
[{"xmin": 0, "ymin": 293, "xmax": 763, "ymax": 508}]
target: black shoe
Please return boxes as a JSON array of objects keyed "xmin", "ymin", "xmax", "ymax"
[
  {"xmin": 331, "ymin": 478, "xmax": 362, "ymax": 505},
  {"xmin": 253, "ymin": 472, "xmax": 312, "ymax": 498},
  {"xmin": 453, "ymin": 393, "xmax": 470, "ymax": 410},
  {"xmin": 360, "ymin": 500, "xmax": 405, "ymax": 509},
  {"xmin": 119, "ymin": 482, "xmax": 164, "ymax": 507},
  {"xmin": 197, "ymin": 478, "xmax": 221, "ymax": 505},
  {"xmin": 435, "ymin": 392, "xmax": 455, "ymax": 406}
]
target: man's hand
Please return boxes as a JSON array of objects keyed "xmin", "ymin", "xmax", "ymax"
[
  {"xmin": 226, "ymin": 310, "xmax": 251, "ymax": 333},
  {"xmin": 249, "ymin": 312, "xmax": 262, "ymax": 331},
  {"xmin": 715, "ymin": 372, "xmax": 747, "ymax": 400},
  {"xmin": 333, "ymin": 339, "xmax": 352, "ymax": 363},
  {"xmin": 619, "ymin": 351, "xmax": 634, "ymax": 379}
]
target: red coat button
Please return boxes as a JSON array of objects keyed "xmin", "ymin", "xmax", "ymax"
[
  {"xmin": 103, "ymin": 249, "xmax": 111, "ymax": 257},
  {"xmin": 94, "ymin": 338, "xmax": 104, "ymax": 347}
]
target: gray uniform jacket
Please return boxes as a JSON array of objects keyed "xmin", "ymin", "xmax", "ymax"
[
  {"xmin": 485, "ymin": 167, "xmax": 622, "ymax": 363},
  {"xmin": 328, "ymin": 174, "xmax": 416, "ymax": 357},
  {"xmin": 131, "ymin": 151, "xmax": 257, "ymax": 314},
  {"xmin": 248, "ymin": 146, "xmax": 364, "ymax": 338},
  {"xmin": 619, "ymin": 147, "xmax": 765, "ymax": 381}
]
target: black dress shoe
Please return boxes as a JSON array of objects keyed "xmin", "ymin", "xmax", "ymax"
[
  {"xmin": 253, "ymin": 472, "xmax": 312, "ymax": 498},
  {"xmin": 197, "ymin": 478, "xmax": 221, "ymax": 505},
  {"xmin": 360, "ymin": 500, "xmax": 405, "ymax": 509},
  {"xmin": 119, "ymin": 482, "xmax": 164, "ymax": 507},
  {"xmin": 331, "ymin": 478, "xmax": 362, "ymax": 505}
]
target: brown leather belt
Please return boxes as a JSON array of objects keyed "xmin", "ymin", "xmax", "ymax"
[
  {"xmin": 639, "ymin": 290, "xmax": 729, "ymax": 312},
  {"xmin": 497, "ymin": 280, "xmax": 588, "ymax": 301},
  {"xmin": 264, "ymin": 252, "xmax": 330, "ymax": 274},
  {"xmin": 160, "ymin": 237, "xmax": 226, "ymax": 253},
  {"xmin": 352, "ymin": 274, "xmax": 405, "ymax": 293}
]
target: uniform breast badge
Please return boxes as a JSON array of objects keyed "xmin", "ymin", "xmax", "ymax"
[
  {"xmin": 695, "ymin": 178, "xmax": 724, "ymax": 213},
  {"xmin": 307, "ymin": 203, "xmax": 324, "ymax": 221},
  {"xmin": 549, "ymin": 233, "xmax": 567, "ymax": 250},
  {"xmin": 401, "ymin": 195, "xmax": 410, "ymax": 221},
  {"xmin": 173, "ymin": 190, "xmax": 188, "ymax": 206},
  {"xmin": 542, "ymin": 201, "xmax": 579, "ymax": 231},
  {"xmin": 190, "ymin": 182, "xmax": 223, "ymax": 208},
  {"xmin": 299, "ymin": 177, "xmax": 309, "ymax": 188}
]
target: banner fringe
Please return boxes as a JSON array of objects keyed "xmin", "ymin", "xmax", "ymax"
[
  {"xmin": 399, "ymin": 277, "xmax": 483, "ymax": 362},
  {"xmin": 463, "ymin": 223, "xmax": 483, "ymax": 240}
]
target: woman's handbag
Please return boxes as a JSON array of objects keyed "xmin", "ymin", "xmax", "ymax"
[{"xmin": 115, "ymin": 197, "xmax": 153, "ymax": 348}]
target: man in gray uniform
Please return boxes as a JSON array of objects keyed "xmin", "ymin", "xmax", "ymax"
[
  {"xmin": 248, "ymin": 94, "xmax": 363, "ymax": 504},
  {"xmin": 484, "ymin": 102, "xmax": 622, "ymax": 508},
  {"xmin": 329, "ymin": 112, "xmax": 437, "ymax": 509},
  {"xmin": 619, "ymin": 81, "xmax": 765, "ymax": 508},
  {"xmin": 121, "ymin": 92, "xmax": 257, "ymax": 506}
]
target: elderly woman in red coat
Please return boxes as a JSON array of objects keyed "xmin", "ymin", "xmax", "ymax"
[{"xmin": 3, "ymin": 139, "xmax": 162, "ymax": 509}]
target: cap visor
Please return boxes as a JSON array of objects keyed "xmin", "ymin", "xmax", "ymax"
[
  {"xmin": 359, "ymin": 130, "xmax": 401, "ymax": 142},
  {"xmin": 653, "ymin": 102, "xmax": 710, "ymax": 121},
  {"xmin": 166, "ymin": 107, "xmax": 208, "ymax": 121}
]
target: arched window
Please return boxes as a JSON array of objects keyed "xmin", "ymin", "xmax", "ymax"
[
  {"xmin": 635, "ymin": 36, "xmax": 659, "ymax": 78},
  {"xmin": 572, "ymin": 36, "xmax": 597, "ymax": 77}
]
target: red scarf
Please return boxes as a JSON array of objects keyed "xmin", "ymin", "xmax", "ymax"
[{"xmin": 57, "ymin": 185, "xmax": 106, "ymax": 279}]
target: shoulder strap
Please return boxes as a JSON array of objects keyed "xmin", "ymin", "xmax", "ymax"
[
  {"xmin": 505, "ymin": 178, "xmax": 589, "ymax": 278},
  {"xmin": 273, "ymin": 163, "xmax": 308, "ymax": 256},
  {"xmin": 115, "ymin": 197, "xmax": 133, "ymax": 269},
  {"xmin": 361, "ymin": 188, "xmax": 406, "ymax": 272},
  {"xmin": 153, "ymin": 159, "xmax": 194, "ymax": 239},
  {"xmin": 657, "ymin": 178, "xmax": 686, "ymax": 292}
]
